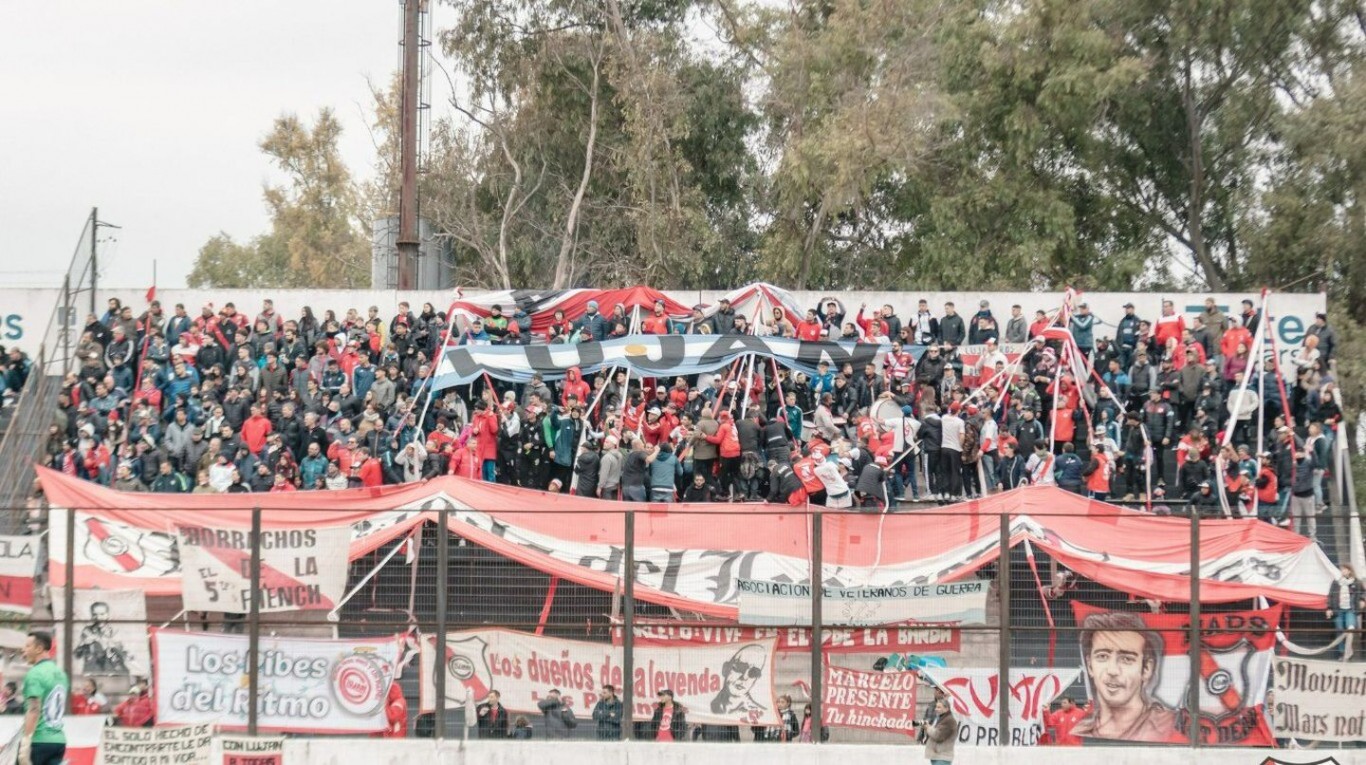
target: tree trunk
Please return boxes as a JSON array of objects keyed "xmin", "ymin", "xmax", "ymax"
[
  {"xmin": 1182, "ymin": 64, "xmax": 1226, "ymax": 291},
  {"xmin": 553, "ymin": 56, "xmax": 601, "ymax": 290}
]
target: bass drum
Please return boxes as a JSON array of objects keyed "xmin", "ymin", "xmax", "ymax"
[
  {"xmin": 871, "ymin": 398, "xmax": 905, "ymax": 425},
  {"xmin": 1227, "ymin": 389, "xmax": 1260, "ymax": 419}
]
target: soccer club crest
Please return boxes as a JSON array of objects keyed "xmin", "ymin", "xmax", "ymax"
[
  {"xmin": 1198, "ymin": 640, "xmax": 1255, "ymax": 719},
  {"xmin": 441, "ymin": 634, "xmax": 494, "ymax": 705},
  {"xmin": 80, "ymin": 516, "xmax": 179, "ymax": 576}
]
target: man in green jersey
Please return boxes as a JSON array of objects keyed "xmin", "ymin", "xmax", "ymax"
[{"xmin": 20, "ymin": 631, "xmax": 68, "ymax": 765}]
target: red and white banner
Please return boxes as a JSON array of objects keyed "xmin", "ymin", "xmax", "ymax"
[
  {"xmin": 420, "ymin": 628, "xmax": 780, "ymax": 726},
  {"xmin": 38, "ymin": 468, "xmax": 1340, "ymax": 614},
  {"xmin": 0, "ymin": 535, "xmax": 37, "ymax": 649},
  {"xmin": 620, "ymin": 622, "xmax": 961, "ymax": 654},
  {"xmin": 921, "ymin": 667, "xmax": 1079, "ymax": 746},
  {"xmin": 177, "ymin": 525, "xmax": 349, "ymax": 613},
  {"xmin": 0, "ymin": 715, "xmax": 105, "ymax": 765},
  {"xmin": 152, "ymin": 629, "xmax": 402, "ymax": 734},
  {"xmin": 99, "ymin": 723, "xmax": 213, "ymax": 765},
  {"xmin": 1070, "ymin": 603, "xmax": 1280, "ymax": 746},
  {"xmin": 0, "ymin": 535, "xmax": 36, "ymax": 614},
  {"xmin": 822, "ymin": 665, "xmax": 919, "ymax": 736},
  {"xmin": 218, "ymin": 735, "xmax": 285, "ymax": 765},
  {"xmin": 53, "ymin": 588, "xmax": 151, "ymax": 677},
  {"xmin": 42, "ymin": 467, "xmax": 427, "ymax": 596}
]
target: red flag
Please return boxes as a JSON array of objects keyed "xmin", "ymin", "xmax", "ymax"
[{"xmin": 145, "ymin": 285, "xmax": 156, "ymax": 303}]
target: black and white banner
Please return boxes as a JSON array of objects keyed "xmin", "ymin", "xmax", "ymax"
[
  {"xmin": 435, "ymin": 335, "xmax": 889, "ymax": 386},
  {"xmin": 53, "ymin": 588, "xmax": 151, "ymax": 677}
]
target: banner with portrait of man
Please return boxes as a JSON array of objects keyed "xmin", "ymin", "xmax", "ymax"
[
  {"xmin": 1070, "ymin": 603, "xmax": 1280, "ymax": 747},
  {"xmin": 52, "ymin": 588, "xmax": 150, "ymax": 677}
]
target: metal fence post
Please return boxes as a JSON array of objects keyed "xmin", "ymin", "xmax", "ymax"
[
  {"xmin": 622, "ymin": 510, "xmax": 635, "ymax": 741},
  {"xmin": 62, "ymin": 510, "xmax": 76, "ymax": 709},
  {"xmin": 61, "ymin": 276, "xmax": 71, "ymax": 375},
  {"xmin": 810, "ymin": 511, "xmax": 824, "ymax": 741},
  {"xmin": 247, "ymin": 506, "xmax": 262, "ymax": 735},
  {"xmin": 435, "ymin": 507, "xmax": 449, "ymax": 739},
  {"xmin": 1188, "ymin": 513, "xmax": 1201, "ymax": 747},
  {"xmin": 998, "ymin": 514, "xmax": 1010, "ymax": 746}
]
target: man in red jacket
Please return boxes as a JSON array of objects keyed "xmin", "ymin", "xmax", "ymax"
[
  {"xmin": 352, "ymin": 447, "xmax": 382, "ymax": 488},
  {"xmin": 471, "ymin": 401, "xmax": 501, "ymax": 482},
  {"xmin": 240, "ymin": 405, "xmax": 272, "ymax": 455},
  {"xmin": 1045, "ymin": 696, "xmax": 1085, "ymax": 745}
]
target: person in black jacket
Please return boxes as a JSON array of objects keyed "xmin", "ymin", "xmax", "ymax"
[
  {"xmin": 476, "ymin": 690, "xmax": 510, "ymax": 739},
  {"xmin": 1189, "ymin": 481, "xmax": 1220, "ymax": 517},
  {"xmin": 996, "ymin": 442, "xmax": 1027, "ymax": 491},
  {"xmin": 647, "ymin": 690, "xmax": 687, "ymax": 742},
  {"xmin": 764, "ymin": 694, "xmax": 801, "ymax": 742},
  {"xmin": 573, "ymin": 439, "xmax": 600, "ymax": 497},
  {"xmin": 737, "ymin": 413, "xmax": 764, "ymax": 501},
  {"xmin": 592, "ymin": 685, "xmax": 623, "ymax": 740}
]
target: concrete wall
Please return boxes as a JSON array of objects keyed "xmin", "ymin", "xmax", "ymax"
[
  {"xmin": 2, "ymin": 287, "xmax": 1324, "ymax": 361},
  {"xmin": 275, "ymin": 739, "xmax": 1366, "ymax": 765}
]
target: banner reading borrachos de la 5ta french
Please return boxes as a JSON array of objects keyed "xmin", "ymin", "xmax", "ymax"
[
  {"xmin": 1070, "ymin": 603, "xmax": 1280, "ymax": 746},
  {"xmin": 175, "ymin": 525, "xmax": 350, "ymax": 613}
]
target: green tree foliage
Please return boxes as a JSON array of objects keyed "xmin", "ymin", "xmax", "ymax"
[
  {"xmin": 196, "ymin": 0, "xmax": 1366, "ymax": 421},
  {"xmin": 189, "ymin": 109, "xmax": 370, "ymax": 288}
]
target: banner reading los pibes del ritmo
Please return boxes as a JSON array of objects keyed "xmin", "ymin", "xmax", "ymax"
[{"xmin": 153, "ymin": 629, "xmax": 401, "ymax": 734}]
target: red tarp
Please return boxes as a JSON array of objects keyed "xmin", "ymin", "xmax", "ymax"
[{"xmin": 37, "ymin": 467, "xmax": 1336, "ymax": 611}]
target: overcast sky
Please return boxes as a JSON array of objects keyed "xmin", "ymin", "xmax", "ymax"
[{"xmin": 1, "ymin": 1, "xmax": 454, "ymax": 289}]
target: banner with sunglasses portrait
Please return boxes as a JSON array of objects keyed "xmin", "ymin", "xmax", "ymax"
[
  {"xmin": 419, "ymin": 628, "xmax": 780, "ymax": 727},
  {"xmin": 1069, "ymin": 603, "xmax": 1279, "ymax": 747}
]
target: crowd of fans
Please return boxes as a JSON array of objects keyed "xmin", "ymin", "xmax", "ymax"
[{"xmin": 21, "ymin": 292, "xmax": 1345, "ymax": 528}]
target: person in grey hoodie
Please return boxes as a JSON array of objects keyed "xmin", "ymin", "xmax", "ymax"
[
  {"xmin": 537, "ymin": 689, "xmax": 578, "ymax": 739},
  {"xmin": 597, "ymin": 436, "xmax": 623, "ymax": 499}
]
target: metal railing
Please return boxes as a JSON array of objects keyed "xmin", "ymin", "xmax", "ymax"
[{"xmin": 20, "ymin": 502, "xmax": 1358, "ymax": 748}]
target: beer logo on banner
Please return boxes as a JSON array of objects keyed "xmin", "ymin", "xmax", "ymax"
[
  {"xmin": 442, "ymin": 635, "xmax": 493, "ymax": 704},
  {"xmin": 330, "ymin": 649, "xmax": 394, "ymax": 716}
]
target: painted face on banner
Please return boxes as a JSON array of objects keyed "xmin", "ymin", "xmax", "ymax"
[
  {"xmin": 1086, "ymin": 631, "xmax": 1153, "ymax": 710},
  {"xmin": 723, "ymin": 644, "xmax": 765, "ymax": 699}
]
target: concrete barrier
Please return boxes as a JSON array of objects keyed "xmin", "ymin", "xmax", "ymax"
[{"xmin": 277, "ymin": 739, "xmax": 1366, "ymax": 765}]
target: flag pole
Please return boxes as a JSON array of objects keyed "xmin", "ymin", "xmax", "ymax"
[{"xmin": 414, "ymin": 299, "xmax": 459, "ymax": 445}]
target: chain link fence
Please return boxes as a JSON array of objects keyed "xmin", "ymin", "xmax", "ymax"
[{"xmin": 14, "ymin": 501, "xmax": 1356, "ymax": 750}]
